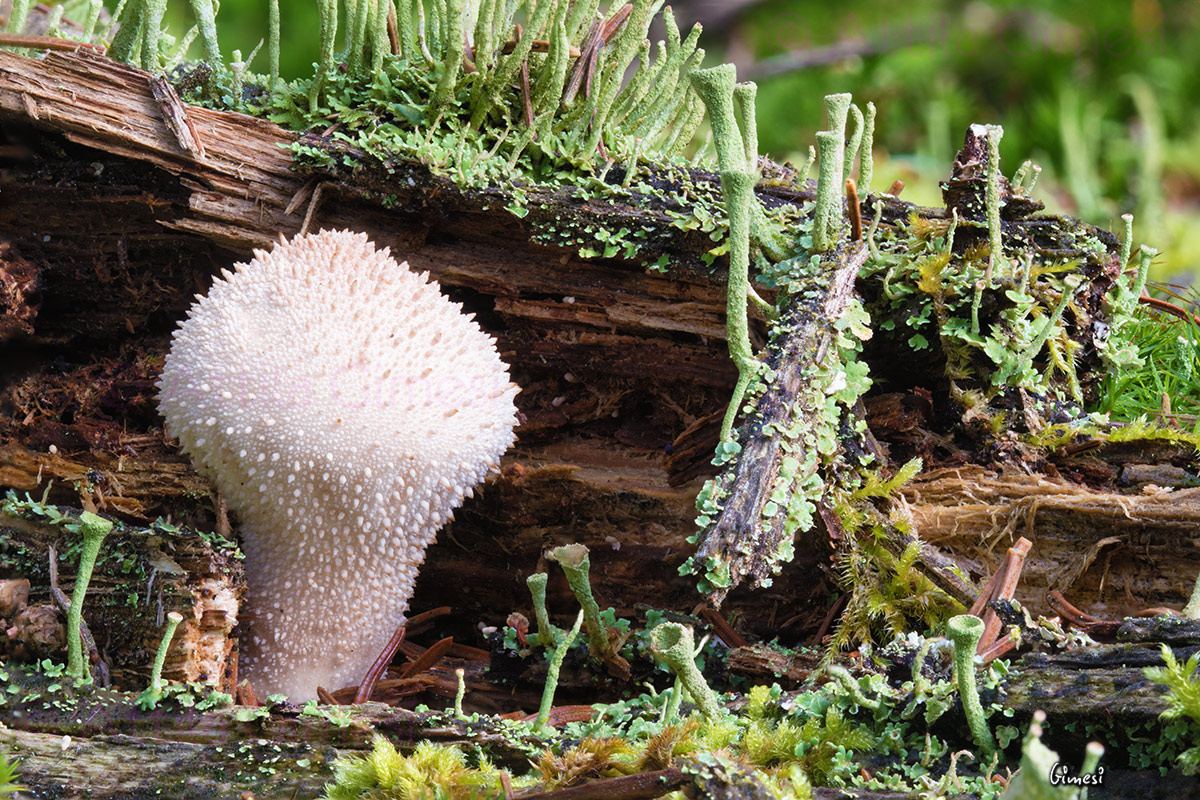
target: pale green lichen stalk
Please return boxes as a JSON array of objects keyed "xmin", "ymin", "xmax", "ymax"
[
  {"xmin": 649, "ymin": 622, "xmax": 721, "ymax": 720},
  {"xmin": 66, "ymin": 510, "xmax": 113, "ymax": 683},
  {"xmin": 526, "ymin": 571, "xmax": 561, "ymax": 648},
  {"xmin": 1000, "ymin": 711, "xmax": 1103, "ymax": 799},
  {"xmin": 689, "ymin": 65, "xmax": 764, "ymax": 443},
  {"xmin": 813, "ymin": 131, "xmax": 841, "ymax": 253},
  {"xmin": 547, "ymin": 544, "xmax": 607, "ymax": 659},
  {"xmin": 1183, "ymin": 571, "xmax": 1200, "ymax": 619},
  {"xmin": 267, "ymin": 0, "xmax": 280, "ymax": 90},
  {"xmin": 188, "ymin": 0, "xmax": 222, "ymax": 65},
  {"xmin": 4, "ymin": 0, "xmax": 32, "ymax": 35},
  {"xmin": 859, "ymin": 102, "xmax": 876, "ymax": 192},
  {"xmin": 534, "ymin": 609, "xmax": 583, "ymax": 733},
  {"xmin": 946, "ymin": 614, "xmax": 996, "ymax": 754},
  {"xmin": 453, "ymin": 668, "xmax": 466, "ymax": 718},
  {"xmin": 985, "ymin": 124, "xmax": 1005, "ymax": 285},
  {"xmin": 843, "ymin": 103, "xmax": 865, "ymax": 186},
  {"xmin": 812, "ymin": 93, "xmax": 855, "ymax": 252},
  {"xmin": 137, "ymin": 611, "xmax": 184, "ymax": 707}
]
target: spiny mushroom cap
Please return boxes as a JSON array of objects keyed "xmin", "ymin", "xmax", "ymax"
[{"xmin": 157, "ymin": 229, "xmax": 519, "ymax": 699}]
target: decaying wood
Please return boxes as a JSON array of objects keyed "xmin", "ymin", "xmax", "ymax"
[
  {"xmin": 0, "ymin": 46, "xmax": 764, "ymax": 649},
  {"xmin": 3, "ymin": 41, "xmax": 1200, "ymax": 799},
  {"xmin": 693, "ymin": 243, "xmax": 868, "ymax": 607},
  {"xmin": 901, "ymin": 466, "xmax": 1200, "ymax": 619},
  {"xmin": 4, "ymin": 613, "xmax": 1196, "ymax": 799}
]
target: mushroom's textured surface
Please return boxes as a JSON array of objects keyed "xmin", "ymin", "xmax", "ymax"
[{"xmin": 157, "ymin": 230, "xmax": 519, "ymax": 700}]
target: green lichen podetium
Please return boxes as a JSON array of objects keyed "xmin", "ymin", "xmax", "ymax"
[
  {"xmin": 547, "ymin": 544, "xmax": 620, "ymax": 670},
  {"xmin": 649, "ymin": 622, "xmax": 721, "ymax": 720},
  {"xmin": 526, "ymin": 571, "xmax": 563, "ymax": 648},
  {"xmin": 136, "ymin": 611, "xmax": 184, "ymax": 710},
  {"xmin": 946, "ymin": 614, "xmax": 996, "ymax": 755},
  {"xmin": 984, "ymin": 124, "xmax": 1005, "ymax": 285},
  {"xmin": 203, "ymin": 0, "xmax": 711, "ymax": 190},
  {"xmin": 534, "ymin": 609, "xmax": 584, "ymax": 733},
  {"xmin": 688, "ymin": 64, "xmax": 773, "ymax": 444},
  {"xmin": 65, "ymin": 511, "xmax": 114, "ymax": 684}
]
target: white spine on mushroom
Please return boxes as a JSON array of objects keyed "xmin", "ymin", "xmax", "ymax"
[{"xmin": 157, "ymin": 230, "xmax": 519, "ymax": 701}]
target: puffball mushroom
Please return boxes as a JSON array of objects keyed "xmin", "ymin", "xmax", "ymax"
[{"xmin": 157, "ymin": 230, "xmax": 519, "ymax": 700}]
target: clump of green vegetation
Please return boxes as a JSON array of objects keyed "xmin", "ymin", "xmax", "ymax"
[
  {"xmin": 1143, "ymin": 644, "xmax": 1200, "ymax": 775},
  {"xmin": 325, "ymin": 737, "xmax": 506, "ymax": 799},
  {"xmin": 0, "ymin": 751, "xmax": 26, "ymax": 800},
  {"xmin": 62, "ymin": 0, "xmax": 712, "ymax": 189},
  {"xmin": 1096, "ymin": 287, "xmax": 1200, "ymax": 428}
]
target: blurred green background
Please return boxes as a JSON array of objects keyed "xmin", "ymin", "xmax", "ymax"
[{"xmin": 198, "ymin": 0, "xmax": 1199, "ymax": 283}]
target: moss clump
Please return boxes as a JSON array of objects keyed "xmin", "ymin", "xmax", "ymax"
[{"xmin": 324, "ymin": 737, "xmax": 505, "ymax": 800}]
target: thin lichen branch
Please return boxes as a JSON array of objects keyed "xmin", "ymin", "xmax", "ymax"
[
  {"xmin": 984, "ymin": 123, "xmax": 1005, "ymax": 285},
  {"xmin": 137, "ymin": 611, "xmax": 184, "ymax": 709},
  {"xmin": 534, "ymin": 609, "xmax": 584, "ymax": 733},
  {"xmin": 649, "ymin": 622, "xmax": 721, "ymax": 719},
  {"xmin": 526, "ymin": 571, "xmax": 563, "ymax": 648},
  {"xmin": 858, "ymin": 101, "xmax": 876, "ymax": 192},
  {"xmin": 65, "ymin": 511, "xmax": 113, "ymax": 684}
]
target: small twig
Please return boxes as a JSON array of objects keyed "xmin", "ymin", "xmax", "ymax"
[
  {"xmin": 699, "ymin": 607, "xmax": 748, "ymax": 648},
  {"xmin": 236, "ymin": 679, "xmax": 260, "ymax": 707},
  {"xmin": 398, "ymin": 635, "xmax": 454, "ymax": 679},
  {"xmin": 352, "ymin": 623, "xmax": 406, "ymax": 704},
  {"xmin": 386, "ymin": 0, "xmax": 399, "ymax": 56},
  {"xmin": 520, "ymin": 57, "xmax": 534, "ymax": 129},
  {"xmin": 1048, "ymin": 590, "xmax": 1121, "ymax": 636},
  {"xmin": 979, "ymin": 633, "xmax": 1017, "ymax": 663},
  {"xmin": 562, "ymin": 4, "xmax": 632, "ymax": 105},
  {"xmin": 846, "ymin": 178, "xmax": 862, "ymax": 241},
  {"xmin": 300, "ymin": 182, "xmax": 328, "ymax": 235},
  {"xmin": 519, "ymin": 704, "xmax": 597, "ymax": 726},
  {"xmin": 808, "ymin": 593, "xmax": 847, "ymax": 647},
  {"xmin": 887, "ymin": 179, "xmax": 905, "ymax": 197},
  {"xmin": 972, "ymin": 537, "xmax": 1031, "ymax": 654},
  {"xmin": 284, "ymin": 179, "xmax": 318, "ymax": 216},
  {"xmin": 403, "ymin": 605, "xmax": 452, "ymax": 634},
  {"xmin": 501, "ymin": 38, "xmax": 581, "ymax": 58},
  {"xmin": 0, "ymin": 33, "xmax": 104, "ymax": 52},
  {"xmin": 1139, "ymin": 294, "xmax": 1200, "ymax": 327},
  {"xmin": 515, "ymin": 767, "xmax": 686, "ymax": 800}
]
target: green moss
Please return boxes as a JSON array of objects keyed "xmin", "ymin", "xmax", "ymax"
[
  {"xmin": 325, "ymin": 737, "xmax": 505, "ymax": 799},
  {"xmin": 1143, "ymin": 645, "xmax": 1200, "ymax": 774}
]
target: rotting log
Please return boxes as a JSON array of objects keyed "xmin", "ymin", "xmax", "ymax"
[
  {"xmin": 691, "ymin": 242, "xmax": 868, "ymax": 608},
  {"xmin": 900, "ymin": 466, "xmax": 1200, "ymax": 620},
  {"xmin": 0, "ymin": 46, "xmax": 764, "ymax": 650},
  {"xmin": 3, "ymin": 43, "xmax": 1200, "ymax": 799},
  {"xmin": 2, "ymin": 617, "xmax": 1196, "ymax": 799}
]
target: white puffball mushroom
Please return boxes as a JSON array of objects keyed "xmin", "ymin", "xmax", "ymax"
[{"xmin": 157, "ymin": 229, "xmax": 519, "ymax": 700}]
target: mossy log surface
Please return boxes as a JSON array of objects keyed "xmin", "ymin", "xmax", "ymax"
[{"xmin": 2, "ymin": 46, "xmax": 1200, "ymax": 800}]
